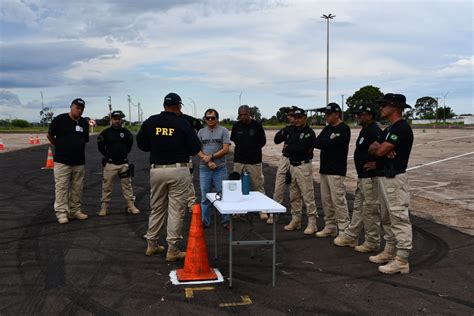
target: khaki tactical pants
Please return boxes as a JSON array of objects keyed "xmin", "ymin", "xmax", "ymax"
[
  {"xmin": 273, "ymin": 156, "xmax": 290, "ymax": 204},
  {"xmin": 145, "ymin": 166, "xmax": 190, "ymax": 252},
  {"xmin": 343, "ymin": 177, "xmax": 381, "ymax": 247},
  {"xmin": 319, "ymin": 174, "xmax": 350, "ymax": 232},
  {"xmin": 53, "ymin": 162, "xmax": 85, "ymax": 218},
  {"xmin": 377, "ymin": 174, "xmax": 412, "ymax": 260},
  {"xmin": 289, "ymin": 162, "xmax": 317, "ymax": 216},
  {"xmin": 234, "ymin": 162, "xmax": 265, "ymax": 193},
  {"xmin": 101, "ymin": 163, "xmax": 135, "ymax": 204}
]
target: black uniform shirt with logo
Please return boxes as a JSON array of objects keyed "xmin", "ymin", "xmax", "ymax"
[
  {"xmin": 97, "ymin": 126, "xmax": 133, "ymax": 164},
  {"xmin": 136, "ymin": 111, "xmax": 201, "ymax": 164},
  {"xmin": 284, "ymin": 125, "xmax": 315, "ymax": 162},
  {"xmin": 230, "ymin": 120, "xmax": 266, "ymax": 164},
  {"xmin": 376, "ymin": 119, "xmax": 414, "ymax": 176},
  {"xmin": 354, "ymin": 121, "xmax": 382, "ymax": 178},
  {"xmin": 48, "ymin": 113, "xmax": 89, "ymax": 165},
  {"xmin": 314, "ymin": 122, "xmax": 351, "ymax": 176},
  {"xmin": 274, "ymin": 125, "xmax": 295, "ymax": 156}
]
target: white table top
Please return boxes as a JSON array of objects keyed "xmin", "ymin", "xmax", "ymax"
[{"xmin": 206, "ymin": 192, "xmax": 286, "ymax": 214}]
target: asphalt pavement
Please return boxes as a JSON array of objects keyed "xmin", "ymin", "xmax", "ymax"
[{"xmin": 0, "ymin": 136, "xmax": 473, "ymax": 315}]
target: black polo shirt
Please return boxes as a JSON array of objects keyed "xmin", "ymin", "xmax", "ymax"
[
  {"xmin": 377, "ymin": 119, "xmax": 414, "ymax": 176},
  {"xmin": 230, "ymin": 120, "xmax": 266, "ymax": 164},
  {"xmin": 136, "ymin": 111, "xmax": 201, "ymax": 165},
  {"xmin": 97, "ymin": 126, "xmax": 133, "ymax": 163},
  {"xmin": 284, "ymin": 125, "xmax": 315, "ymax": 162},
  {"xmin": 48, "ymin": 113, "xmax": 89, "ymax": 165},
  {"xmin": 314, "ymin": 122, "xmax": 351, "ymax": 176},
  {"xmin": 354, "ymin": 121, "xmax": 382, "ymax": 178}
]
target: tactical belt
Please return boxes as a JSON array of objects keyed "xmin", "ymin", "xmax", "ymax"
[
  {"xmin": 290, "ymin": 159, "xmax": 311, "ymax": 167},
  {"xmin": 151, "ymin": 163, "xmax": 190, "ymax": 169}
]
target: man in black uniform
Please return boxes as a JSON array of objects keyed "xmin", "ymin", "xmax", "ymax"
[
  {"xmin": 368, "ymin": 93, "xmax": 414, "ymax": 274},
  {"xmin": 97, "ymin": 110, "xmax": 140, "ymax": 216},
  {"xmin": 177, "ymin": 109, "xmax": 203, "ymax": 210},
  {"xmin": 314, "ymin": 103, "xmax": 351, "ymax": 239},
  {"xmin": 137, "ymin": 93, "xmax": 201, "ymax": 262},
  {"xmin": 270, "ymin": 106, "xmax": 296, "ymax": 225},
  {"xmin": 283, "ymin": 108, "xmax": 318, "ymax": 234},
  {"xmin": 231, "ymin": 105, "xmax": 268, "ymax": 221},
  {"xmin": 47, "ymin": 98, "xmax": 89, "ymax": 224},
  {"xmin": 334, "ymin": 104, "xmax": 382, "ymax": 252}
]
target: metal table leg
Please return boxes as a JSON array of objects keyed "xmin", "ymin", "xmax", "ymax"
[
  {"xmin": 229, "ymin": 215, "xmax": 233, "ymax": 288},
  {"xmin": 214, "ymin": 207, "xmax": 218, "ymax": 260}
]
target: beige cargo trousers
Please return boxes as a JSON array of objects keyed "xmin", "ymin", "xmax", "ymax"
[
  {"xmin": 101, "ymin": 163, "xmax": 136, "ymax": 205},
  {"xmin": 53, "ymin": 162, "xmax": 85, "ymax": 219}
]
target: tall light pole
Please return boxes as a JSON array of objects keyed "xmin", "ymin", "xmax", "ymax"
[
  {"xmin": 441, "ymin": 92, "xmax": 449, "ymax": 123},
  {"xmin": 137, "ymin": 102, "xmax": 141, "ymax": 125},
  {"xmin": 239, "ymin": 91, "xmax": 243, "ymax": 106},
  {"xmin": 127, "ymin": 95, "xmax": 132, "ymax": 126},
  {"xmin": 435, "ymin": 97, "xmax": 439, "ymax": 124},
  {"xmin": 322, "ymin": 13, "xmax": 335, "ymax": 107},
  {"xmin": 341, "ymin": 94, "xmax": 344, "ymax": 121},
  {"xmin": 188, "ymin": 98, "xmax": 197, "ymax": 117},
  {"xmin": 108, "ymin": 96, "xmax": 112, "ymax": 121}
]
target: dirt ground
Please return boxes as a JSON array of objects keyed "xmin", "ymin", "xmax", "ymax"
[{"xmin": 0, "ymin": 132, "xmax": 473, "ymax": 314}]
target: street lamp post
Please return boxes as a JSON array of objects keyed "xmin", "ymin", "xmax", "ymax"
[
  {"xmin": 341, "ymin": 94, "xmax": 344, "ymax": 121},
  {"xmin": 321, "ymin": 13, "xmax": 335, "ymax": 107},
  {"xmin": 239, "ymin": 91, "xmax": 243, "ymax": 107},
  {"xmin": 188, "ymin": 98, "xmax": 197, "ymax": 117},
  {"xmin": 127, "ymin": 95, "xmax": 132, "ymax": 126}
]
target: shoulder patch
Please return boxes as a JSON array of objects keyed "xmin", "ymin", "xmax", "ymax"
[{"xmin": 389, "ymin": 134, "xmax": 399, "ymax": 141}]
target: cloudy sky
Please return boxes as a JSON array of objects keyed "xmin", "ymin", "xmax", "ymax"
[{"xmin": 0, "ymin": 0, "xmax": 472, "ymax": 121}]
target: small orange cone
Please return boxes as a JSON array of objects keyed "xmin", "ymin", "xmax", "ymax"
[
  {"xmin": 35, "ymin": 135, "xmax": 40, "ymax": 144},
  {"xmin": 176, "ymin": 204, "xmax": 217, "ymax": 282},
  {"xmin": 0, "ymin": 138, "xmax": 4, "ymax": 150},
  {"xmin": 44, "ymin": 147, "xmax": 54, "ymax": 169},
  {"xmin": 29, "ymin": 135, "xmax": 34, "ymax": 144}
]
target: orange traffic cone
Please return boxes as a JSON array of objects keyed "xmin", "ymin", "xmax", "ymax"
[
  {"xmin": 43, "ymin": 147, "xmax": 54, "ymax": 169},
  {"xmin": 0, "ymin": 138, "xmax": 4, "ymax": 150},
  {"xmin": 29, "ymin": 135, "xmax": 34, "ymax": 144},
  {"xmin": 176, "ymin": 204, "xmax": 217, "ymax": 282},
  {"xmin": 35, "ymin": 135, "xmax": 40, "ymax": 144}
]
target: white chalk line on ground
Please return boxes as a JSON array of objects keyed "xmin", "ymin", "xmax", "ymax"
[{"xmin": 407, "ymin": 151, "xmax": 474, "ymax": 171}]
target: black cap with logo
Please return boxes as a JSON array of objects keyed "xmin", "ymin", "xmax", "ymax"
[
  {"xmin": 111, "ymin": 110, "xmax": 125, "ymax": 118},
  {"xmin": 354, "ymin": 104, "xmax": 377, "ymax": 115},
  {"xmin": 71, "ymin": 98, "xmax": 85, "ymax": 108},
  {"xmin": 316, "ymin": 102, "xmax": 341, "ymax": 113},
  {"xmin": 163, "ymin": 93, "xmax": 182, "ymax": 107}
]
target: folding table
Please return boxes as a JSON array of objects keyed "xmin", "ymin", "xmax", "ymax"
[{"xmin": 206, "ymin": 192, "xmax": 286, "ymax": 288}]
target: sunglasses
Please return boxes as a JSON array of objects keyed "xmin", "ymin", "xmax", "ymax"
[{"xmin": 205, "ymin": 116, "xmax": 217, "ymax": 121}]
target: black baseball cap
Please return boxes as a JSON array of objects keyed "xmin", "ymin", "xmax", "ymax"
[
  {"xmin": 71, "ymin": 98, "xmax": 85, "ymax": 108},
  {"xmin": 163, "ymin": 93, "xmax": 182, "ymax": 106},
  {"xmin": 293, "ymin": 108, "xmax": 306, "ymax": 117},
  {"xmin": 376, "ymin": 93, "xmax": 411, "ymax": 109},
  {"xmin": 317, "ymin": 102, "xmax": 341, "ymax": 113},
  {"xmin": 354, "ymin": 104, "xmax": 376, "ymax": 116},
  {"xmin": 284, "ymin": 106, "xmax": 298, "ymax": 114},
  {"xmin": 111, "ymin": 110, "xmax": 125, "ymax": 118}
]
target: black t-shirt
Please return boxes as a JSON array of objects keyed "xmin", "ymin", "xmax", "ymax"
[
  {"xmin": 377, "ymin": 119, "xmax": 414, "ymax": 175},
  {"xmin": 48, "ymin": 113, "xmax": 89, "ymax": 165},
  {"xmin": 179, "ymin": 113, "xmax": 203, "ymax": 134},
  {"xmin": 314, "ymin": 122, "xmax": 351, "ymax": 176},
  {"xmin": 284, "ymin": 125, "xmax": 315, "ymax": 161},
  {"xmin": 354, "ymin": 121, "xmax": 382, "ymax": 178},
  {"xmin": 97, "ymin": 126, "xmax": 133, "ymax": 163},
  {"xmin": 136, "ymin": 111, "xmax": 201, "ymax": 165},
  {"xmin": 230, "ymin": 120, "xmax": 266, "ymax": 164}
]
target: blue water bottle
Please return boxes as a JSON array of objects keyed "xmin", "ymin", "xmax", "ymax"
[{"xmin": 241, "ymin": 169, "xmax": 250, "ymax": 195}]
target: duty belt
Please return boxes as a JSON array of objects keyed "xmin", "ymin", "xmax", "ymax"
[
  {"xmin": 151, "ymin": 162, "xmax": 190, "ymax": 169},
  {"xmin": 290, "ymin": 159, "xmax": 311, "ymax": 166}
]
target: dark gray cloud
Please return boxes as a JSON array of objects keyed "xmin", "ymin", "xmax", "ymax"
[
  {"xmin": 0, "ymin": 90, "xmax": 21, "ymax": 106},
  {"xmin": 0, "ymin": 41, "xmax": 119, "ymax": 88}
]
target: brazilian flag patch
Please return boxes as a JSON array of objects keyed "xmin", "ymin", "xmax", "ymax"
[
  {"xmin": 305, "ymin": 133, "xmax": 311, "ymax": 138},
  {"xmin": 389, "ymin": 134, "xmax": 399, "ymax": 141}
]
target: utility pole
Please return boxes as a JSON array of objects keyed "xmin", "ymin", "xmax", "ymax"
[
  {"xmin": 442, "ymin": 92, "xmax": 449, "ymax": 124},
  {"xmin": 341, "ymin": 94, "xmax": 344, "ymax": 121},
  {"xmin": 40, "ymin": 91, "xmax": 44, "ymax": 128},
  {"xmin": 127, "ymin": 95, "xmax": 132, "ymax": 126},
  {"xmin": 435, "ymin": 97, "xmax": 439, "ymax": 124},
  {"xmin": 239, "ymin": 91, "xmax": 243, "ymax": 107},
  {"xmin": 108, "ymin": 96, "xmax": 112, "ymax": 121},
  {"xmin": 137, "ymin": 102, "xmax": 141, "ymax": 125},
  {"xmin": 322, "ymin": 13, "xmax": 335, "ymax": 107},
  {"xmin": 188, "ymin": 98, "xmax": 197, "ymax": 117}
]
